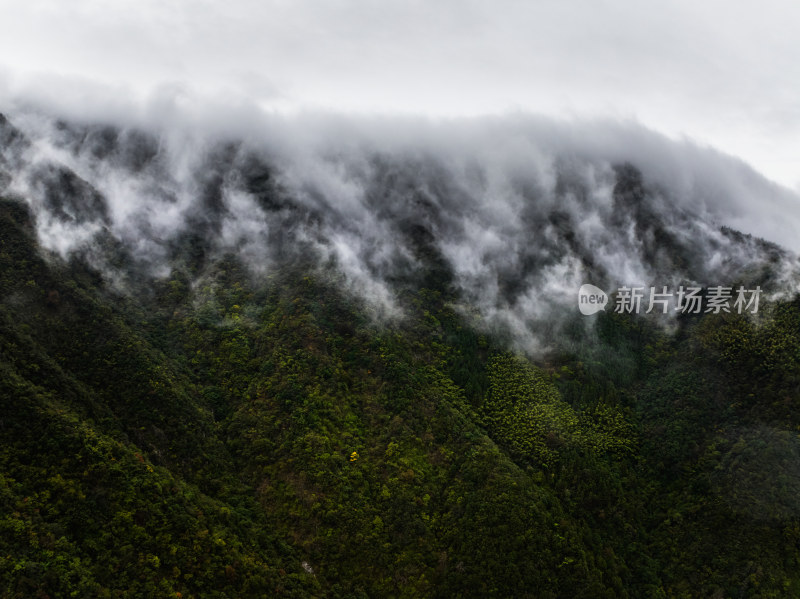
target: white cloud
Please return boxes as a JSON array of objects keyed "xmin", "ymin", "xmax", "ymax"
[
  {"xmin": 3, "ymin": 99, "xmax": 799, "ymax": 355},
  {"xmin": 0, "ymin": 0, "xmax": 798, "ymax": 187}
]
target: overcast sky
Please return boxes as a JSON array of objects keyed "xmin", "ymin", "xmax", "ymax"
[{"xmin": 0, "ymin": 0, "xmax": 797, "ymax": 189}]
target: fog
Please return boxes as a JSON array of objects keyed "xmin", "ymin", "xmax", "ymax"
[
  {"xmin": 1, "ymin": 92, "xmax": 799, "ymax": 352},
  {"xmin": 1, "ymin": 0, "xmax": 799, "ymax": 189}
]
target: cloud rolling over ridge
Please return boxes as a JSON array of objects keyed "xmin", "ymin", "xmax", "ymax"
[{"xmin": 0, "ymin": 96, "xmax": 798, "ymax": 352}]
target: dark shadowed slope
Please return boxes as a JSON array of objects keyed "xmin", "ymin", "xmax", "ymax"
[{"xmin": 2, "ymin": 111, "xmax": 800, "ymax": 597}]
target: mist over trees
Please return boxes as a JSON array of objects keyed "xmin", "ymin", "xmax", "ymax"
[{"xmin": 2, "ymin": 108, "xmax": 800, "ymax": 597}]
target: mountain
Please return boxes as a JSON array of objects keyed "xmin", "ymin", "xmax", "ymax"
[{"xmin": 2, "ymin": 109, "xmax": 800, "ymax": 597}]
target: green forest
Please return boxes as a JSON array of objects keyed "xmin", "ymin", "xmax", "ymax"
[{"xmin": 3, "ymin": 188, "xmax": 800, "ymax": 598}]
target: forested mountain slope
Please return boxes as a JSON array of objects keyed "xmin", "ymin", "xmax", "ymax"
[{"xmin": 2, "ymin": 111, "xmax": 800, "ymax": 597}]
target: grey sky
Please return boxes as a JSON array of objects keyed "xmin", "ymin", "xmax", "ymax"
[{"xmin": 0, "ymin": 0, "xmax": 798, "ymax": 188}]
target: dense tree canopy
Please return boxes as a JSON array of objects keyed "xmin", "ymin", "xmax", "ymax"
[{"xmin": 3, "ymin": 183, "xmax": 800, "ymax": 598}]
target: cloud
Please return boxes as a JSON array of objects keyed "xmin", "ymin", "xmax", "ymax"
[
  {"xmin": 0, "ymin": 0, "xmax": 799, "ymax": 187},
  {"xmin": 1, "ymin": 92, "xmax": 798, "ymax": 354}
]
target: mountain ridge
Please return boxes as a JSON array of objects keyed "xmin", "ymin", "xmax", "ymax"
[{"xmin": 2, "ymin": 109, "xmax": 800, "ymax": 597}]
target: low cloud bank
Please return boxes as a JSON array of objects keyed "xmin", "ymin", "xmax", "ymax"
[{"xmin": 1, "ymin": 91, "xmax": 798, "ymax": 352}]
